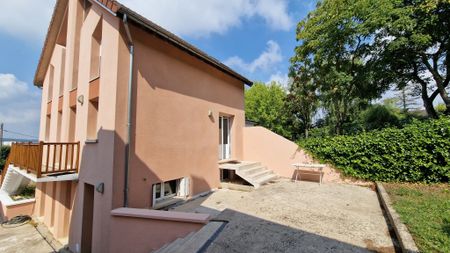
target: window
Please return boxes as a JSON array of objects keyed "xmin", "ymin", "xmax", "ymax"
[
  {"xmin": 90, "ymin": 19, "xmax": 102, "ymax": 81},
  {"xmin": 56, "ymin": 112, "xmax": 62, "ymax": 142},
  {"xmin": 48, "ymin": 65, "xmax": 55, "ymax": 101},
  {"xmin": 152, "ymin": 178, "xmax": 190, "ymax": 207},
  {"xmin": 59, "ymin": 48, "xmax": 66, "ymax": 96},
  {"xmin": 68, "ymin": 107, "xmax": 77, "ymax": 142},
  {"xmin": 86, "ymin": 99, "xmax": 98, "ymax": 140},
  {"xmin": 45, "ymin": 115, "xmax": 51, "ymax": 141}
]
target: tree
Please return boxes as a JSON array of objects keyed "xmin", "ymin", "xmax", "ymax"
[
  {"xmin": 245, "ymin": 82, "xmax": 291, "ymax": 138},
  {"xmin": 0, "ymin": 146, "xmax": 10, "ymax": 171},
  {"xmin": 369, "ymin": 0, "xmax": 450, "ymax": 117},
  {"xmin": 291, "ymin": 0, "xmax": 388, "ymax": 134},
  {"xmin": 287, "ymin": 62, "xmax": 319, "ymax": 138},
  {"xmin": 395, "ymin": 85, "xmax": 421, "ymax": 113}
]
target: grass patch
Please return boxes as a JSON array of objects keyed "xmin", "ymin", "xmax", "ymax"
[{"xmin": 384, "ymin": 183, "xmax": 450, "ymax": 253}]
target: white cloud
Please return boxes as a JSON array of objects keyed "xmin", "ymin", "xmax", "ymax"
[
  {"xmin": 0, "ymin": 0, "xmax": 54, "ymax": 40},
  {"xmin": 0, "ymin": 1, "xmax": 293, "ymax": 40},
  {"xmin": 268, "ymin": 71, "xmax": 290, "ymax": 88},
  {"xmin": 0, "ymin": 74, "xmax": 28, "ymax": 100},
  {"xmin": 121, "ymin": 0, "xmax": 293, "ymax": 37},
  {"xmin": 224, "ymin": 40, "xmax": 282, "ymax": 73},
  {"xmin": 0, "ymin": 74, "xmax": 41, "ymax": 137}
]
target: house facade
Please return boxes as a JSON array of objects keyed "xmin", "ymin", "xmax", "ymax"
[
  {"xmin": 30, "ymin": 0, "xmax": 253, "ymax": 251},
  {"xmin": 0, "ymin": 0, "xmax": 339, "ymax": 252}
]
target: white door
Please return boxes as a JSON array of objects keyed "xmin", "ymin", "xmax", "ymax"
[{"xmin": 219, "ymin": 116, "xmax": 231, "ymax": 160}]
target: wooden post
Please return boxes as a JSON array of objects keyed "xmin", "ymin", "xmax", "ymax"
[
  {"xmin": 75, "ymin": 142, "xmax": 80, "ymax": 173},
  {"xmin": 37, "ymin": 141, "xmax": 43, "ymax": 178}
]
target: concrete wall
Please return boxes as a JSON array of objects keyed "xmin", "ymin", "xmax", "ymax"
[
  {"xmin": 110, "ymin": 208, "xmax": 209, "ymax": 253},
  {"xmin": 243, "ymin": 127, "xmax": 341, "ymax": 182},
  {"xmin": 0, "ymin": 200, "xmax": 35, "ymax": 221}
]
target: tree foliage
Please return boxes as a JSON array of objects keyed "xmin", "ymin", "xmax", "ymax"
[
  {"xmin": 245, "ymin": 82, "xmax": 292, "ymax": 138},
  {"xmin": 0, "ymin": 146, "xmax": 10, "ymax": 171},
  {"xmin": 290, "ymin": 0, "xmax": 450, "ymax": 135},
  {"xmin": 287, "ymin": 62, "xmax": 319, "ymax": 138},
  {"xmin": 369, "ymin": 0, "xmax": 450, "ymax": 118}
]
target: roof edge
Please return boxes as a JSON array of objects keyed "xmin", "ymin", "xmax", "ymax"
[
  {"xmin": 34, "ymin": 0, "xmax": 68, "ymax": 87},
  {"xmin": 34, "ymin": 0, "xmax": 253, "ymax": 87},
  {"xmin": 115, "ymin": 4, "xmax": 252, "ymax": 86}
]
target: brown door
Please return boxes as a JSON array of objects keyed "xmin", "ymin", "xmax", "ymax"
[{"xmin": 81, "ymin": 183, "xmax": 94, "ymax": 253}]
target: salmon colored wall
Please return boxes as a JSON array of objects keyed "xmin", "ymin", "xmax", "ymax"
[
  {"xmin": 0, "ymin": 201, "xmax": 35, "ymax": 221},
  {"xmin": 243, "ymin": 127, "xmax": 341, "ymax": 182},
  {"xmin": 122, "ymin": 24, "xmax": 246, "ymax": 208},
  {"xmin": 36, "ymin": 0, "xmax": 247, "ymax": 252},
  {"xmin": 109, "ymin": 208, "xmax": 209, "ymax": 253},
  {"xmin": 37, "ymin": 1, "xmax": 123, "ymax": 252}
]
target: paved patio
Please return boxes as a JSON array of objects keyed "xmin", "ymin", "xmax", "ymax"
[
  {"xmin": 172, "ymin": 179, "xmax": 397, "ymax": 253},
  {"xmin": 0, "ymin": 222, "xmax": 55, "ymax": 253}
]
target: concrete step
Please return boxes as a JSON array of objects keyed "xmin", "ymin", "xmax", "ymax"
[
  {"xmin": 240, "ymin": 165, "xmax": 266, "ymax": 175},
  {"xmin": 237, "ymin": 162, "xmax": 261, "ymax": 170},
  {"xmin": 153, "ymin": 222, "xmax": 224, "ymax": 253},
  {"xmin": 154, "ymin": 237, "xmax": 185, "ymax": 253},
  {"xmin": 254, "ymin": 173, "xmax": 277, "ymax": 188},
  {"xmin": 247, "ymin": 168, "xmax": 272, "ymax": 180},
  {"xmin": 174, "ymin": 221, "xmax": 224, "ymax": 253}
]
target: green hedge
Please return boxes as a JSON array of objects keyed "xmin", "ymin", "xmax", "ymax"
[{"xmin": 300, "ymin": 117, "xmax": 450, "ymax": 182}]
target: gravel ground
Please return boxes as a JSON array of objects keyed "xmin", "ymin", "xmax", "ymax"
[{"xmin": 173, "ymin": 179, "xmax": 397, "ymax": 253}]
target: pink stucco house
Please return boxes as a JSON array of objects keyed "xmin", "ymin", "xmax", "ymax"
[{"xmin": 0, "ymin": 0, "xmax": 336, "ymax": 252}]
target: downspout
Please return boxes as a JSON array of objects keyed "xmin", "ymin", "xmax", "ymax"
[{"xmin": 122, "ymin": 14, "xmax": 134, "ymax": 207}]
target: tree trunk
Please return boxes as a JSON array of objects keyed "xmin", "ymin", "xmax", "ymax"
[{"xmin": 422, "ymin": 94, "xmax": 438, "ymax": 119}]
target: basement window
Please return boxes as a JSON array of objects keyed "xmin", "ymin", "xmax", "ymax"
[{"xmin": 152, "ymin": 178, "xmax": 190, "ymax": 209}]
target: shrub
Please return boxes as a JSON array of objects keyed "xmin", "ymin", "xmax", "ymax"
[
  {"xmin": 359, "ymin": 104, "xmax": 401, "ymax": 130},
  {"xmin": 300, "ymin": 117, "xmax": 450, "ymax": 182},
  {"xmin": 0, "ymin": 146, "xmax": 10, "ymax": 170}
]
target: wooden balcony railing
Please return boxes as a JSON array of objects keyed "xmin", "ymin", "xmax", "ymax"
[{"xmin": 6, "ymin": 142, "xmax": 80, "ymax": 178}]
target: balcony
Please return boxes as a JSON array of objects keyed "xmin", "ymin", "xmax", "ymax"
[{"xmin": 3, "ymin": 142, "xmax": 80, "ymax": 182}]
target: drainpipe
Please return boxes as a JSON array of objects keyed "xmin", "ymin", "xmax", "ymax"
[{"xmin": 122, "ymin": 14, "xmax": 134, "ymax": 207}]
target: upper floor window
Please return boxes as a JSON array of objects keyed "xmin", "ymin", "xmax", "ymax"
[
  {"xmin": 90, "ymin": 19, "xmax": 102, "ymax": 81},
  {"xmin": 48, "ymin": 65, "xmax": 55, "ymax": 101}
]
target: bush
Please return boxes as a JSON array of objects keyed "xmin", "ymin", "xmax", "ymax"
[
  {"xmin": 359, "ymin": 104, "xmax": 401, "ymax": 130},
  {"xmin": 0, "ymin": 146, "xmax": 10, "ymax": 170},
  {"xmin": 300, "ymin": 117, "xmax": 450, "ymax": 182}
]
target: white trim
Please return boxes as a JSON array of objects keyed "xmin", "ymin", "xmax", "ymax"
[
  {"xmin": 8, "ymin": 165, "xmax": 78, "ymax": 183},
  {"xmin": 0, "ymin": 191, "xmax": 35, "ymax": 207}
]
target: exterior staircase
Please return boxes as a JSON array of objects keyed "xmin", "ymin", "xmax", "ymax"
[
  {"xmin": 219, "ymin": 161, "xmax": 277, "ymax": 188},
  {"xmin": 153, "ymin": 221, "xmax": 225, "ymax": 253}
]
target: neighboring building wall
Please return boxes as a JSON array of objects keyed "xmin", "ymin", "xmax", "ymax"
[{"xmin": 121, "ymin": 24, "xmax": 246, "ymax": 208}]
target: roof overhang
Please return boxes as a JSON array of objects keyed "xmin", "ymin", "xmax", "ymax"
[{"xmin": 34, "ymin": 0, "xmax": 253, "ymax": 87}]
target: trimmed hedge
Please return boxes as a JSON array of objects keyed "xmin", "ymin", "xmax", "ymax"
[{"xmin": 300, "ymin": 117, "xmax": 450, "ymax": 182}]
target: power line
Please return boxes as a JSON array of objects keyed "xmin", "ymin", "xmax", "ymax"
[{"xmin": 3, "ymin": 129, "xmax": 38, "ymax": 139}]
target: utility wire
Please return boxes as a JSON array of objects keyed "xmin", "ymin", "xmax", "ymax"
[{"xmin": 3, "ymin": 129, "xmax": 38, "ymax": 139}]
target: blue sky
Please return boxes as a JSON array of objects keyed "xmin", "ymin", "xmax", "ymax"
[{"xmin": 0, "ymin": 0, "xmax": 316, "ymax": 140}]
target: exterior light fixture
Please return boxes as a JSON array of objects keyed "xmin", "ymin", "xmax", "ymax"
[{"xmin": 77, "ymin": 95, "xmax": 84, "ymax": 105}]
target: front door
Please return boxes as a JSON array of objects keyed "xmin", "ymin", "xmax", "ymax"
[{"xmin": 219, "ymin": 116, "xmax": 231, "ymax": 160}]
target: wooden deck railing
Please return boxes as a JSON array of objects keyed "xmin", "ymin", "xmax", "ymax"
[{"xmin": 6, "ymin": 142, "xmax": 80, "ymax": 178}]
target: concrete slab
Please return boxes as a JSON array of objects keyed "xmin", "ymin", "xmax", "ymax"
[
  {"xmin": 0, "ymin": 222, "xmax": 55, "ymax": 253},
  {"xmin": 173, "ymin": 179, "xmax": 397, "ymax": 253}
]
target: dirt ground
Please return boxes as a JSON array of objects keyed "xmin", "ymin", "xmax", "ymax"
[{"xmin": 173, "ymin": 179, "xmax": 397, "ymax": 253}]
